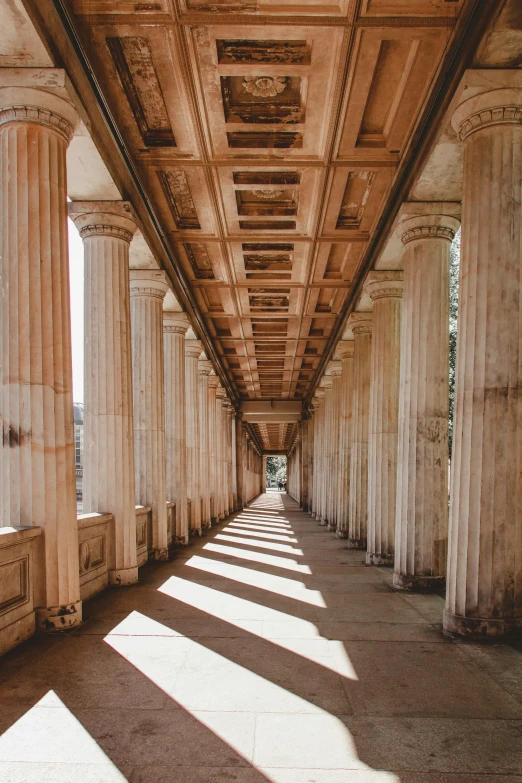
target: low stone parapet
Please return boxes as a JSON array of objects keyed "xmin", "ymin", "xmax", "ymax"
[
  {"xmin": 0, "ymin": 526, "xmax": 42, "ymax": 656},
  {"xmin": 78, "ymin": 512, "xmax": 114, "ymax": 601}
]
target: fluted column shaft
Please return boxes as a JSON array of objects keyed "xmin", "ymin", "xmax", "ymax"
[
  {"xmin": 163, "ymin": 311, "xmax": 189, "ymax": 544},
  {"xmin": 366, "ymin": 274, "xmax": 403, "ymax": 566},
  {"xmin": 328, "ymin": 364, "xmax": 342, "ymax": 530},
  {"xmin": 70, "ymin": 202, "xmax": 138, "ymax": 585},
  {"xmin": 208, "ymin": 374, "xmax": 219, "ymax": 522},
  {"xmin": 185, "ymin": 339, "xmax": 202, "ymax": 533},
  {"xmin": 395, "ymin": 213, "xmax": 459, "ymax": 591},
  {"xmin": 216, "ymin": 388, "xmax": 226, "ymax": 518},
  {"xmin": 337, "ymin": 342, "xmax": 355, "ymax": 538},
  {"xmin": 0, "ymin": 88, "xmax": 81, "ymax": 629},
  {"xmin": 348, "ymin": 316, "xmax": 372, "ymax": 548},
  {"xmin": 198, "ymin": 358, "xmax": 212, "ymax": 527},
  {"xmin": 315, "ymin": 392, "xmax": 326, "ymax": 521},
  {"xmin": 130, "ymin": 270, "xmax": 169, "ymax": 558},
  {"xmin": 444, "ymin": 88, "xmax": 522, "ymax": 638},
  {"xmin": 236, "ymin": 411, "xmax": 245, "ymax": 510},
  {"xmin": 320, "ymin": 381, "xmax": 333, "ymax": 524},
  {"xmin": 226, "ymin": 408, "xmax": 235, "ymax": 513}
]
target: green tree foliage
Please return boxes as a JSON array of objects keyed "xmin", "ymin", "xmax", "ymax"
[
  {"xmin": 449, "ymin": 228, "xmax": 460, "ymax": 456},
  {"xmin": 266, "ymin": 456, "xmax": 287, "ymax": 485}
]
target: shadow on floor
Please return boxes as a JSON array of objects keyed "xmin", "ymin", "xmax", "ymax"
[{"xmin": 1, "ymin": 492, "xmax": 522, "ymax": 782}]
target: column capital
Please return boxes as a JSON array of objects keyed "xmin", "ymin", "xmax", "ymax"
[
  {"xmin": 347, "ymin": 312, "xmax": 372, "ymax": 336},
  {"xmin": 185, "ymin": 338, "xmax": 203, "ymax": 359},
  {"xmin": 0, "ymin": 86, "xmax": 78, "ymax": 143},
  {"xmin": 365, "ymin": 271, "xmax": 403, "ymax": 302},
  {"xmin": 314, "ymin": 388, "xmax": 326, "ymax": 401},
  {"xmin": 68, "ymin": 201, "xmax": 137, "ymax": 243},
  {"xmin": 163, "ymin": 310, "xmax": 190, "ymax": 335},
  {"xmin": 452, "ymin": 88, "xmax": 522, "ymax": 142},
  {"xmin": 130, "ymin": 270, "xmax": 169, "ymax": 300},
  {"xmin": 327, "ymin": 360, "xmax": 342, "ymax": 377},
  {"xmin": 320, "ymin": 376, "xmax": 334, "ymax": 390},
  {"xmin": 400, "ymin": 214, "xmax": 460, "ymax": 246},
  {"xmin": 337, "ymin": 340, "xmax": 355, "ymax": 359},
  {"xmin": 198, "ymin": 359, "xmax": 213, "ymax": 376},
  {"xmin": 208, "ymin": 373, "xmax": 220, "ymax": 389},
  {"xmin": 216, "ymin": 386, "xmax": 227, "ymax": 401}
]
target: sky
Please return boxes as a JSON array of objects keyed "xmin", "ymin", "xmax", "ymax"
[{"xmin": 68, "ymin": 218, "xmax": 84, "ymax": 403}]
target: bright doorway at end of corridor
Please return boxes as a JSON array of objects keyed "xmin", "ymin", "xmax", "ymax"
[{"xmin": 266, "ymin": 456, "xmax": 287, "ymax": 491}]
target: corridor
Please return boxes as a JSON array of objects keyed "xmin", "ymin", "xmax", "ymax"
[{"xmin": 1, "ymin": 492, "xmax": 522, "ymax": 782}]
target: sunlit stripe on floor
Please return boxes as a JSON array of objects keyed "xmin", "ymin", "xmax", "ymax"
[
  {"xmin": 103, "ymin": 612, "xmax": 399, "ymax": 779},
  {"xmin": 202, "ymin": 542, "xmax": 311, "ymax": 573},
  {"xmin": 223, "ymin": 527, "xmax": 298, "ymax": 543},
  {"xmin": 228, "ymin": 522, "xmax": 296, "ymax": 535},
  {"xmin": 185, "ymin": 554, "xmax": 323, "ymax": 606},
  {"xmin": 216, "ymin": 533, "xmax": 303, "ymax": 555}
]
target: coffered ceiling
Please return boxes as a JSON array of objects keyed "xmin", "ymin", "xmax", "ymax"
[{"xmin": 68, "ymin": 0, "xmax": 466, "ymax": 402}]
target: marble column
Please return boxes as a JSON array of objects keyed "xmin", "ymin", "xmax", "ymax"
[
  {"xmin": 348, "ymin": 315, "xmax": 372, "ymax": 549},
  {"xmin": 262, "ymin": 456, "xmax": 267, "ymax": 494},
  {"xmin": 313, "ymin": 390, "xmax": 326, "ymax": 521},
  {"xmin": 236, "ymin": 411, "xmax": 245, "ymax": 510},
  {"xmin": 130, "ymin": 270, "xmax": 169, "ymax": 559},
  {"xmin": 226, "ymin": 406, "xmax": 235, "ymax": 513},
  {"xmin": 198, "ymin": 357, "xmax": 212, "ymax": 528},
  {"xmin": 444, "ymin": 87, "xmax": 522, "ymax": 638},
  {"xmin": 320, "ymin": 379, "xmax": 333, "ymax": 525},
  {"xmin": 185, "ymin": 339, "xmax": 202, "ymax": 534},
  {"xmin": 0, "ymin": 87, "xmax": 81, "ymax": 629},
  {"xmin": 216, "ymin": 386, "xmax": 227, "ymax": 519},
  {"xmin": 308, "ymin": 406, "xmax": 315, "ymax": 514},
  {"xmin": 69, "ymin": 201, "xmax": 138, "ymax": 585},
  {"xmin": 328, "ymin": 362, "xmax": 342, "ymax": 531},
  {"xmin": 163, "ymin": 310, "xmax": 189, "ymax": 544},
  {"xmin": 300, "ymin": 419, "xmax": 310, "ymax": 511},
  {"xmin": 366, "ymin": 273, "xmax": 403, "ymax": 566},
  {"xmin": 336, "ymin": 341, "xmax": 355, "ymax": 538},
  {"xmin": 394, "ymin": 212, "xmax": 459, "ymax": 591},
  {"xmin": 208, "ymin": 373, "xmax": 220, "ymax": 523}
]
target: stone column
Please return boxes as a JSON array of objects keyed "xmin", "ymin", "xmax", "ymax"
[
  {"xmin": 313, "ymin": 390, "xmax": 326, "ymax": 521},
  {"xmin": 226, "ymin": 407, "xmax": 235, "ymax": 512},
  {"xmin": 0, "ymin": 87, "xmax": 81, "ymax": 629},
  {"xmin": 216, "ymin": 386, "xmax": 227, "ymax": 519},
  {"xmin": 69, "ymin": 201, "xmax": 138, "ymax": 585},
  {"xmin": 328, "ymin": 362, "xmax": 342, "ymax": 531},
  {"xmin": 320, "ymin": 379, "xmax": 333, "ymax": 525},
  {"xmin": 348, "ymin": 315, "xmax": 372, "ymax": 549},
  {"xmin": 163, "ymin": 310, "xmax": 189, "ymax": 544},
  {"xmin": 262, "ymin": 456, "xmax": 267, "ymax": 494},
  {"xmin": 130, "ymin": 270, "xmax": 169, "ymax": 559},
  {"xmin": 208, "ymin": 373, "xmax": 219, "ymax": 523},
  {"xmin": 185, "ymin": 339, "xmax": 202, "ymax": 534},
  {"xmin": 300, "ymin": 419, "xmax": 309, "ymax": 511},
  {"xmin": 308, "ymin": 406, "xmax": 315, "ymax": 514},
  {"xmin": 336, "ymin": 341, "xmax": 355, "ymax": 538},
  {"xmin": 235, "ymin": 411, "xmax": 245, "ymax": 510},
  {"xmin": 444, "ymin": 87, "xmax": 522, "ymax": 638},
  {"xmin": 366, "ymin": 273, "xmax": 403, "ymax": 566},
  {"xmin": 394, "ymin": 212, "xmax": 459, "ymax": 591},
  {"xmin": 198, "ymin": 357, "xmax": 212, "ymax": 528}
]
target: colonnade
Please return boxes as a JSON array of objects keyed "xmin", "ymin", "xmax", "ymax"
[
  {"xmin": 0, "ymin": 83, "xmax": 261, "ymax": 640},
  {"xmin": 300, "ymin": 83, "xmax": 522, "ymax": 640}
]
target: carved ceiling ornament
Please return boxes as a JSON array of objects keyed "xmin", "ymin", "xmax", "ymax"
[
  {"xmin": 251, "ymin": 189, "xmax": 285, "ymax": 199},
  {"xmin": 242, "ymin": 76, "xmax": 287, "ymax": 98}
]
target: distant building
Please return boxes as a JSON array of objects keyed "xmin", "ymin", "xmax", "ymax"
[{"xmin": 74, "ymin": 403, "xmax": 84, "ymax": 503}]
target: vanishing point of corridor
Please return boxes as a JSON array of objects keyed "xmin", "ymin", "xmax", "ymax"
[{"xmin": 1, "ymin": 491, "xmax": 521, "ymax": 782}]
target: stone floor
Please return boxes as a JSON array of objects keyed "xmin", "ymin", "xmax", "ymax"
[{"xmin": 1, "ymin": 491, "xmax": 522, "ymax": 782}]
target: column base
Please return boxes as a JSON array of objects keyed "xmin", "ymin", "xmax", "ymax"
[
  {"xmin": 190, "ymin": 528, "xmax": 203, "ymax": 537},
  {"xmin": 443, "ymin": 610, "xmax": 522, "ymax": 640},
  {"xmin": 393, "ymin": 573, "xmax": 445, "ymax": 592},
  {"xmin": 36, "ymin": 600, "xmax": 82, "ymax": 632},
  {"xmin": 318, "ymin": 518, "xmax": 328, "ymax": 527},
  {"xmin": 366, "ymin": 552, "xmax": 393, "ymax": 566},
  {"xmin": 152, "ymin": 547, "xmax": 169, "ymax": 561},
  {"xmin": 348, "ymin": 538, "xmax": 367, "ymax": 550},
  {"xmin": 336, "ymin": 529, "xmax": 349, "ymax": 540},
  {"xmin": 109, "ymin": 566, "xmax": 139, "ymax": 586},
  {"xmin": 176, "ymin": 535, "xmax": 189, "ymax": 546},
  {"xmin": 327, "ymin": 522, "xmax": 337, "ymax": 532}
]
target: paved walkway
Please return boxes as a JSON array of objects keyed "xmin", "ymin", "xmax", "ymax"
[{"xmin": 1, "ymin": 492, "xmax": 522, "ymax": 782}]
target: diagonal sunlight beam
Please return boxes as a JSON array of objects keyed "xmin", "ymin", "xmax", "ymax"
[
  {"xmin": 185, "ymin": 554, "xmax": 324, "ymax": 606},
  {"xmin": 228, "ymin": 522, "xmax": 296, "ymax": 535},
  {"xmin": 216, "ymin": 533, "xmax": 302, "ymax": 555},
  {"xmin": 0, "ymin": 691, "xmax": 128, "ymax": 781},
  {"xmin": 202, "ymin": 542, "xmax": 310, "ymax": 573},
  {"xmin": 223, "ymin": 527, "xmax": 298, "ymax": 543},
  {"xmin": 103, "ymin": 612, "xmax": 404, "ymax": 782}
]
